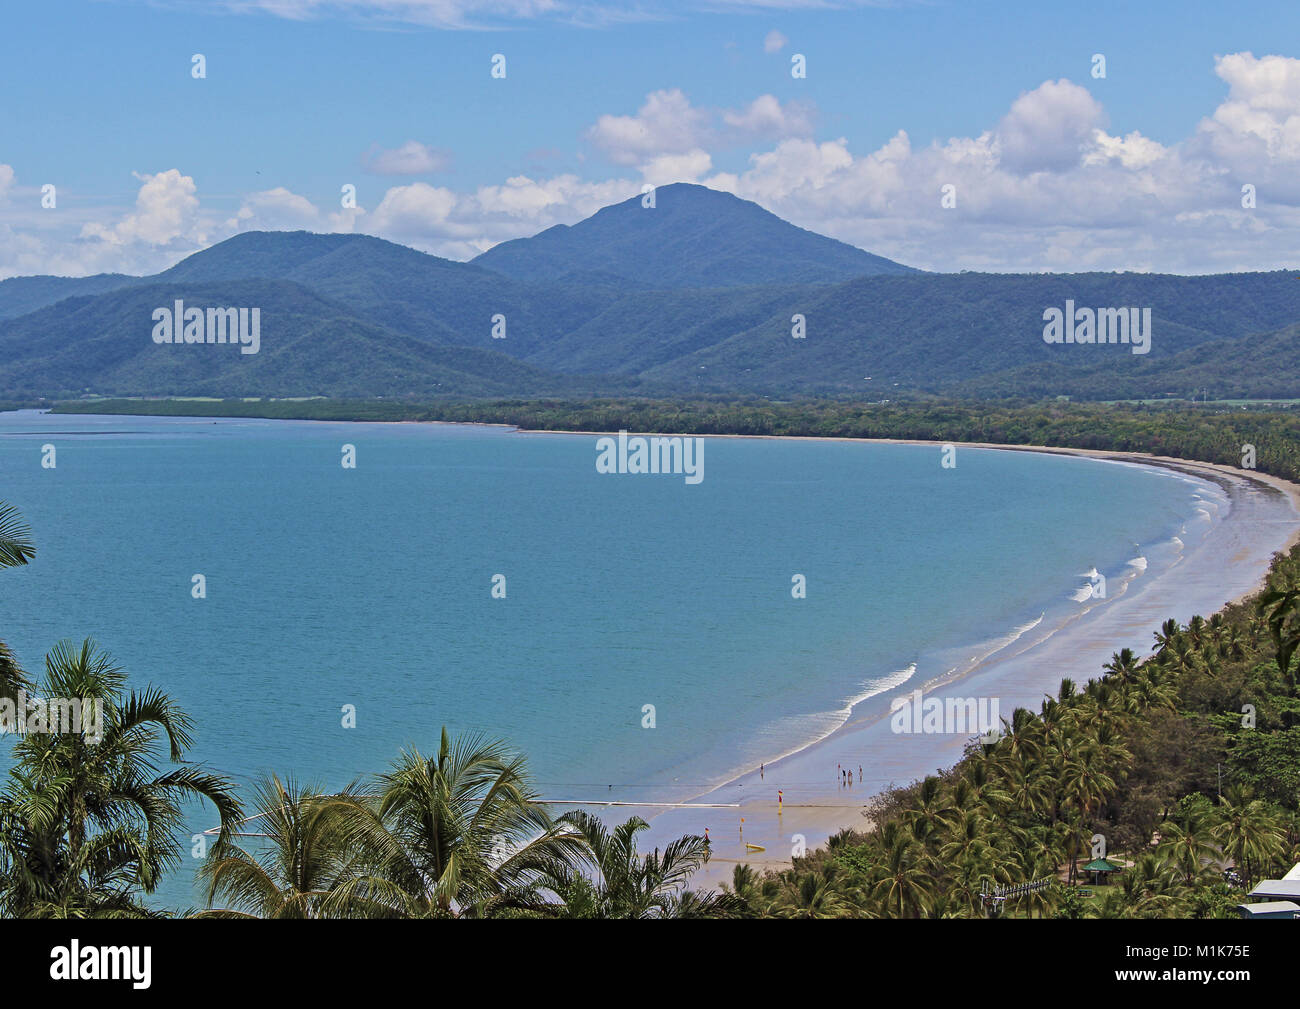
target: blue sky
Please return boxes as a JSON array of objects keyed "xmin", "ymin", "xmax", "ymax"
[{"xmin": 2, "ymin": 0, "xmax": 1299, "ymax": 276}]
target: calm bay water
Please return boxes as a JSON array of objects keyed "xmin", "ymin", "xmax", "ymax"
[{"xmin": 0, "ymin": 411, "xmax": 1212, "ymax": 909}]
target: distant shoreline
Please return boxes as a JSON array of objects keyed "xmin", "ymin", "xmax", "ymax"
[
  {"xmin": 16, "ymin": 405, "xmax": 1300, "ymax": 882},
  {"xmin": 621, "ymin": 447, "xmax": 1300, "ymax": 885},
  {"xmin": 471, "ymin": 420, "xmax": 1300, "ymax": 602}
]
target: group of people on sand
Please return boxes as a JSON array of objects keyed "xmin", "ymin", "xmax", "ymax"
[{"xmin": 755, "ymin": 761, "xmax": 865, "ymax": 787}]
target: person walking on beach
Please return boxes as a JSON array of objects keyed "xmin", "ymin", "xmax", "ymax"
[{"xmin": 760, "ymin": 763, "xmax": 764, "ymax": 779}]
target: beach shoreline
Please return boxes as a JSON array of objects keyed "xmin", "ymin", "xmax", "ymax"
[
  {"xmin": 16, "ymin": 409, "xmax": 1300, "ymax": 891},
  {"xmin": 469, "ymin": 427, "xmax": 1300, "ymax": 888}
]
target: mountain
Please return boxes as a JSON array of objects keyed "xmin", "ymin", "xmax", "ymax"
[
  {"xmin": 471, "ymin": 182, "xmax": 917, "ymax": 287},
  {"xmin": 0, "ymin": 186, "xmax": 1298, "ymax": 401},
  {"xmin": 633, "ymin": 270, "xmax": 1300, "ymax": 395},
  {"xmin": 0, "ymin": 273, "xmax": 139, "ymax": 320},
  {"xmin": 0, "ymin": 280, "xmax": 596, "ymax": 399}
]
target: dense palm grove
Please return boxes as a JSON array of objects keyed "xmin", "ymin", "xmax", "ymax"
[
  {"xmin": 1, "ymin": 447, "xmax": 1298, "ymax": 915},
  {"xmin": 733, "ymin": 546, "xmax": 1300, "ymax": 918}
]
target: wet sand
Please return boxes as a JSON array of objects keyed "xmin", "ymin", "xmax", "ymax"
[{"xmin": 546, "ymin": 441, "xmax": 1300, "ymax": 890}]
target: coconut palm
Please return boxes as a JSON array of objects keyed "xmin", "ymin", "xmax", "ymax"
[
  {"xmin": 0, "ymin": 638, "xmax": 241, "ymax": 917},
  {"xmin": 546, "ymin": 810, "xmax": 739, "ymax": 918},
  {"xmin": 324, "ymin": 728, "xmax": 587, "ymax": 918},
  {"xmin": 196, "ymin": 775, "xmax": 359, "ymax": 918},
  {"xmin": 1156, "ymin": 813, "xmax": 1219, "ymax": 885},
  {"xmin": 0, "ymin": 501, "xmax": 36, "ymax": 703},
  {"xmin": 1213, "ymin": 796, "xmax": 1284, "ymax": 888},
  {"xmin": 1103, "ymin": 648, "xmax": 1140, "ymax": 684},
  {"xmin": 868, "ymin": 821, "xmax": 935, "ymax": 918},
  {"xmin": 1260, "ymin": 586, "xmax": 1300, "ymax": 688},
  {"xmin": 771, "ymin": 862, "xmax": 862, "ymax": 919}
]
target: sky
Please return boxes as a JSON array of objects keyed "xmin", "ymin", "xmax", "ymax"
[{"xmin": 2, "ymin": 0, "xmax": 1300, "ymax": 278}]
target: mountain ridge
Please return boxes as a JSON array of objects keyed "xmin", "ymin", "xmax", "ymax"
[{"xmin": 0, "ymin": 185, "xmax": 1296, "ymax": 401}]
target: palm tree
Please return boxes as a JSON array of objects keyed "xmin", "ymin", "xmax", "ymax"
[
  {"xmin": 0, "ymin": 501, "xmax": 36, "ymax": 703},
  {"xmin": 196, "ymin": 775, "xmax": 358, "ymax": 918},
  {"xmin": 1119, "ymin": 853, "xmax": 1182, "ymax": 917},
  {"xmin": 1260, "ymin": 586, "xmax": 1300, "ymax": 689},
  {"xmin": 901, "ymin": 775, "xmax": 953, "ymax": 843},
  {"xmin": 1156, "ymin": 813, "xmax": 1219, "ymax": 885},
  {"xmin": 868, "ymin": 821, "xmax": 934, "ymax": 917},
  {"xmin": 547, "ymin": 811, "xmax": 738, "ymax": 918},
  {"xmin": 772, "ymin": 862, "xmax": 861, "ymax": 919},
  {"xmin": 1103, "ymin": 648, "xmax": 1140, "ymax": 684},
  {"xmin": 1152, "ymin": 618, "xmax": 1181, "ymax": 659},
  {"xmin": 0, "ymin": 638, "xmax": 241, "ymax": 917},
  {"xmin": 325, "ymin": 728, "xmax": 587, "ymax": 918},
  {"xmin": 1213, "ymin": 796, "xmax": 1284, "ymax": 888}
]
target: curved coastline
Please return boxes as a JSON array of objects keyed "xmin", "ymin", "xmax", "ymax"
[{"xmin": 525, "ymin": 435, "xmax": 1300, "ymax": 884}]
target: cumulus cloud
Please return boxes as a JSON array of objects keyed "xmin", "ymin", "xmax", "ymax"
[
  {"xmin": 641, "ymin": 150, "xmax": 713, "ymax": 186},
  {"xmin": 585, "ymin": 89, "xmax": 711, "ymax": 166},
  {"xmin": 80, "ymin": 169, "xmax": 204, "ymax": 247},
  {"xmin": 362, "ymin": 141, "xmax": 453, "ymax": 175},
  {"xmin": 11, "ymin": 54, "xmax": 1300, "ymax": 278},
  {"xmin": 1188, "ymin": 52, "xmax": 1300, "ymax": 200},
  {"xmin": 225, "ymin": 186, "xmax": 364, "ymax": 235},
  {"xmin": 369, "ymin": 182, "xmax": 458, "ymax": 238},
  {"xmin": 993, "ymin": 79, "xmax": 1107, "ymax": 175},
  {"xmin": 585, "ymin": 88, "xmax": 815, "ymax": 171},
  {"xmin": 763, "ymin": 30, "xmax": 788, "ymax": 53},
  {"xmin": 685, "ymin": 60, "xmax": 1300, "ymax": 272},
  {"xmin": 722, "ymin": 94, "xmax": 815, "ymax": 142}
]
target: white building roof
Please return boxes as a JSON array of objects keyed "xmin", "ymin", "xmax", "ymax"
[
  {"xmin": 1248, "ymin": 880, "xmax": 1300, "ymax": 900},
  {"xmin": 1237, "ymin": 901, "xmax": 1300, "ymax": 917}
]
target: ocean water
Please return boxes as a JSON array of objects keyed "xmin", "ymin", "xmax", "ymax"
[{"xmin": 0, "ymin": 411, "xmax": 1216, "ymax": 909}]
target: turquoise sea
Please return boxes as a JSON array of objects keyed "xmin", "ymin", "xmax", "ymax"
[{"xmin": 0, "ymin": 411, "xmax": 1217, "ymax": 909}]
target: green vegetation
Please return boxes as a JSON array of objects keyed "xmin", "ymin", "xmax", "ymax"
[
  {"xmin": 728, "ymin": 547, "xmax": 1300, "ymax": 918},
  {"xmin": 472, "ymin": 182, "xmax": 914, "ymax": 287},
  {"xmin": 0, "ymin": 636, "xmax": 241, "ymax": 918},
  {"xmin": 52, "ymin": 396, "xmax": 1300, "ymax": 486},
  {"xmin": 6, "ymin": 389, "xmax": 1300, "ymax": 916},
  {"xmin": 4, "ymin": 185, "xmax": 1300, "ymax": 400},
  {"xmin": 0, "ymin": 501, "xmax": 35, "ymax": 705}
]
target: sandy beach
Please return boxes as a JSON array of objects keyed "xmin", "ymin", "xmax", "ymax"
[{"xmin": 512, "ymin": 433, "xmax": 1300, "ymax": 890}]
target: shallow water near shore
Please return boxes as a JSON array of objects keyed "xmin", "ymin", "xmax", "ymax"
[{"xmin": 0, "ymin": 410, "xmax": 1287, "ymax": 909}]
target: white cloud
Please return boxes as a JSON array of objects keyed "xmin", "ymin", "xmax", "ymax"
[
  {"xmin": 217, "ymin": 0, "xmax": 572, "ymax": 30},
  {"xmin": 763, "ymin": 30, "xmax": 788, "ymax": 53},
  {"xmin": 229, "ymin": 187, "xmax": 321, "ymax": 230},
  {"xmin": 79, "ymin": 169, "xmax": 204, "ymax": 247},
  {"xmin": 369, "ymin": 182, "xmax": 458, "ymax": 237},
  {"xmin": 585, "ymin": 89, "xmax": 711, "ymax": 166},
  {"xmin": 10, "ymin": 54, "xmax": 1300, "ymax": 279},
  {"xmin": 362, "ymin": 141, "xmax": 453, "ymax": 175},
  {"xmin": 585, "ymin": 89, "xmax": 815, "ymax": 171},
  {"xmin": 721, "ymin": 94, "xmax": 815, "ymax": 141},
  {"xmin": 993, "ymin": 79, "xmax": 1106, "ymax": 175},
  {"xmin": 1188, "ymin": 53, "xmax": 1300, "ymax": 199},
  {"xmin": 641, "ymin": 149, "xmax": 713, "ymax": 186}
]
